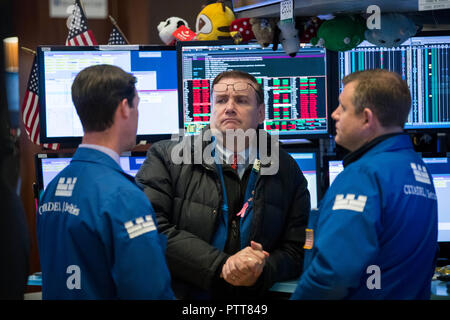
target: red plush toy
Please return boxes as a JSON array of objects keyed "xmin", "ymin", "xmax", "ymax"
[
  {"xmin": 229, "ymin": 18, "xmax": 255, "ymax": 44},
  {"xmin": 300, "ymin": 17, "xmax": 323, "ymax": 44}
]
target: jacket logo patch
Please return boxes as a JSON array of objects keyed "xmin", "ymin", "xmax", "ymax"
[
  {"xmin": 55, "ymin": 177, "xmax": 77, "ymax": 197},
  {"xmin": 124, "ymin": 215, "xmax": 156, "ymax": 239},
  {"xmin": 411, "ymin": 163, "xmax": 431, "ymax": 184},
  {"xmin": 304, "ymin": 228, "xmax": 314, "ymax": 249},
  {"xmin": 332, "ymin": 194, "xmax": 367, "ymax": 213}
]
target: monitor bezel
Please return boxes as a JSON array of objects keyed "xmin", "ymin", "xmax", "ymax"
[
  {"xmin": 176, "ymin": 40, "xmax": 335, "ymax": 140},
  {"xmin": 323, "ymin": 154, "xmax": 344, "ymax": 192},
  {"xmin": 36, "ymin": 45, "xmax": 182, "ymax": 145},
  {"xmin": 280, "ymin": 145, "xmax": 322, "ymax": 207},
  {"xmin": 421, "ymin": 153, "xmax": 450, "ymax": 255},
  {"xmin": 34, "ymin": 152, "xmax": 74, "ymax": 193}
]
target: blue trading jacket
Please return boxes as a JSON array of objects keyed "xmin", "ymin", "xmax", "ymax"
[
  {"xmin": 37, "ymin": 147, "xmax": 174, "ymax": 300},
  {"xmin": 291, "ymin": 134, "xmax": 438, "ymax": 300}
]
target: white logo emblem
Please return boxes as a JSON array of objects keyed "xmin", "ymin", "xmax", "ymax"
[
  {"xmin": 124, "ymin": 215, "xmax": 156, "ymax": 239},
  {"xmin": 55, "ymin": 177, "xmax": 77, "ymax": 197},
  {"xmin": 411, "ymin": 163, "xmax": 431, "ymax": 184},
  {"xmin": 332, "ymin": 194, "xmax": 367, "ymax": 213}
]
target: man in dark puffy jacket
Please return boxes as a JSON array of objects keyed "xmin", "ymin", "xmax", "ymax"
[{"xmin": 136, "ymin": 70, "xmax": 310, "ymax": 299}]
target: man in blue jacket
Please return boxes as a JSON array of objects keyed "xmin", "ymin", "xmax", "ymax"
[
  {"xmin": 37, "ymin": 64, "xmax": 174, "ymax": 299},
  {"xmin": 291, "ymin": 69, "xmax": 438, "ymax": 300}
]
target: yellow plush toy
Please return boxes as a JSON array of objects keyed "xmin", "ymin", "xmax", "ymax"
[{"xmin": 195, "ymin": 1, "xmax": 235, "ymax": 40}]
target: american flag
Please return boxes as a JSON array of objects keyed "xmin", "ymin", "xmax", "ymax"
[
  {"xmin": 108, "ymin": 25, "xmax": 128, "ymax": 45},
  {"xmin": 66, "ymin": 0, "xmax": 98, "ymax": 46},
  {"xmin": 20, "ymin": 56, "xmax": 59, "ymax": 150}
]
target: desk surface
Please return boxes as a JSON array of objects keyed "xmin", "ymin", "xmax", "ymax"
[
  {"xmin": 270, "ymin": 278, "xmax": 450, "ymax": 299},
  {"xmin": 28, "ymin": 274, "xmax": 449, "ymax": 299}
]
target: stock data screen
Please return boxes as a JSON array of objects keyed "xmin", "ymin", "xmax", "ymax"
[
  {"xmin": 178, "ymin": 42, "xmax": 329, "ymax": 137},
  {"xmin": 38, "ymin": 47, "xmax": 179, "ymax": 142},
  {"xmin": 338, "ymin": 36, "xmax": 450, "ymax": 130}
]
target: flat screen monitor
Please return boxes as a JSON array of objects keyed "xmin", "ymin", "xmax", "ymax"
[
  {"xmin": 338, "ymin": 34, "xmax": 450, "ymax": 132},
  {"xmin": 328, "ymin": 159, "xmax": 344, "ymax": 187},
  {"xmin": 177, "ymin": 40, "xmax": 333, "ymax": 139},
  {"xmin": 286, "ymin": 150, "xmax": 319, "ymax": 209},
  {"xmin": 35, "ymin": 152, "xmax": 147, "ymax": 192},
  {"xmin": 422, "ymin": 156, "xmax": 450, "ymax": 243},
  {"xmin": 36, "ymin": 45, "xmax": 180, "ymax": 144}
]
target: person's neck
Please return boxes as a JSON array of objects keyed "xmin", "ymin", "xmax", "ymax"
[
  {"xmin": 81, "ymin": 131, "xmax": 121, "ymax": 155},
  {"xmin": 352, "ymin": 126, "xmax": 403, "ymax": 153},
  {"xmin": 214, "ymin": 132, "xmax": 256, "ymax": 153}
]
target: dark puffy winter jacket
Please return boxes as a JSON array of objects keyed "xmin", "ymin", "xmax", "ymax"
[{"xmin": 135, "ymin": 129, "xmax": 310, "ymax": 298}]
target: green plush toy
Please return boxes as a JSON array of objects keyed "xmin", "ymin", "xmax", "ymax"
[{"xmin": 311, "ymin": 15, "xmax": 367, "ymax": 52}]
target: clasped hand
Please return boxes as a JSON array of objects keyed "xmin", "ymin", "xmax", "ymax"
[{"xmin": 220, "ymin": 241, "xmax": 269, "ymax": 286}]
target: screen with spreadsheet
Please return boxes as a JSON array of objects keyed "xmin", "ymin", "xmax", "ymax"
[
  {"xmin": 338, "ymin": 35, "xmax": 450, "ymax": 131},
  {"xmin": 177, "ymin": 41, "xmax": 331, "ymax": 138},
  {"xmin": 35, "ymin": 153, "xmax": 146, "ymax": 192},
  {"xmin": 36, "ymin": 45, "xmax": 180, "ymax": 144}
]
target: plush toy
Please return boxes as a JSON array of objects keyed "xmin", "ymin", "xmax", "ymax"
[
  {"xmin": 195, "ymin": 1, "xmax": 235, "ymax": 40},
  {"xmin": 365, "ymin": 13, "xmax": 420, "ymax": 48},
  {"xmin": 249, "ymin": 18, "xmax": 277, "ymax": 48},
  {"xmin": 157, "ymin": 17, "xmax": 190, "ymax": 45},
  {"xmin": 299, "ymin": 17, "xmax": 323, "ymax": 44},
  {"xmin": 311, "ymin": 15, "xmax": 366, "ymax": 52},
  {"xmin": 273, "ymin": 19, "xmax": 302, "ymax": 57},
  {"xmin": 229, "ymin": 18, "xmax": 255, "ymax": 44}
]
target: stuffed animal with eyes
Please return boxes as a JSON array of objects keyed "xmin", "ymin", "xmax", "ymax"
[
  {"xmin": 195, "ymin": 1, "xmax": 235, "ymax": 40},
  {"xmin": 273, "ymin": 18, "xmax": 302, "ymax": 57},
  {"xmin": 311, "ymin": 15, "xmax": 367, "ymax": 52},
  {"xmin": 157, "ymin": 17, "xmax": 190, "ymax": 45},
  {"xmin": 249, "ymin": 17, "xmax": 277, "ymax": 48},
  {"xmin": 365, "ymin": 13, "xmax": 420, "ymax": 48}
]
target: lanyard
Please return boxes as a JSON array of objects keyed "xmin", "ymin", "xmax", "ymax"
[{"xmin": 213, "ymin": 156, "xmax": 260, "ymax": 250}]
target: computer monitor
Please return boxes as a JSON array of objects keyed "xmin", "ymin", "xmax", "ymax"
[
  {"xmin": 36, "ymin": 45, "xmax": 180, "ymax": 144},
  {"xmin": 35, "ymin": 152, "xmax": 147, "ymax": 192},
  {"xmin": 285, "ymin": 150, "xmax": 319, "ymax": 209},
  {"xmin": 177, "ymin": 40, "xmax": 335, "ymax": 139},
  {"xmin": 328, "ymin": 158, "xmax": 344, "ymax": 187},
  {"xmin": 338, "ymin": 33, "xmax": 450, "ymax": 132},
  {"xmin": 422, "ymin": 156, "xmax": 450, "ymax": 244}
]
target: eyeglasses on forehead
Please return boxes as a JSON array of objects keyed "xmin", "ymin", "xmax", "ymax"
[{"xmin": 213, "ymin": 82, "xmax": 256, "ymax": 92}]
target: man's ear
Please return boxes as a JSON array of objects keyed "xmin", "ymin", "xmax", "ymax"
[
  {"xmin": 362, "ymin": 107, "xmax": 375, "ymax": 128},
  {"xmin": 258, "ymin": 103, "xmax": 265, "ymax": 124},
  {"xmin": 118, "ymin": 98, "xmax": 131, "ymax": 119}
]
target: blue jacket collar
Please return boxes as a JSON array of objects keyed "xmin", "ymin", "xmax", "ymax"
[
  {"xmin": 343, "ymin": 133, "xmax": 411, "ymax": 167},
  {"xmin": 72, "ymin": 147, "xmax": 125, "ymax": 175}
]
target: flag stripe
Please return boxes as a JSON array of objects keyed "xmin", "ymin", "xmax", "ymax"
[
  {"xmin": 86, "ymin": 30, "xmax": 97, "ymax": 45},
  {"xmin": 30, "ymin": 115, "xmax": 40, "ymax": 143},
  {"xmin": 26, "ymin": 93, "xmax": 38, "ymax": 129},
  {"xmin": 22, "ymin": 91, "xmax": 33, "ymax": 127}
]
